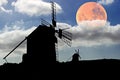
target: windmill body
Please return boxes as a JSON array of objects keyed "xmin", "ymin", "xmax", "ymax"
[{"xmin": 23, "ymin": 25, "xmax": 57, "ymax": 64}]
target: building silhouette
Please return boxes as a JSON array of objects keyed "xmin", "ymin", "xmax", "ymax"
[{"xmin": 23, "ymin": 25, "xmax": 57, "ymax": 65}]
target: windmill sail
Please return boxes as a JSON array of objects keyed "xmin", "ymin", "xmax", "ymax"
[
  {"xmin": 41, "ymin": 19, "xmax": 52, "ymax": 27},
  {"xmin": 3, "ymin": 37, "xmax": 27, "ymax": 60},
  {"xmin": 62, "ymin": 30, "xmax": 72, "ymax": 47},
  {"xmin": 51, "ymin": 1, "xmax": 72, "ymax": 47},
  {"xmin": 62, "ymin": 30, "xmax": 72, "ymax": 41},
  {"xmin": 51, "ymin": 1, "xmax": 56, "ymax": 27},
  {"xmin": 58, "ymin": 29, "xmax": 72, "ymax": 47}
]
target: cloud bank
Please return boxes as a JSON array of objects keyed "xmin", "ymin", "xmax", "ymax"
[
  {"xmin": 0, "ymin": 21, "xmax": 36, "ymax": 59},
  {"xmin": 1, "ymin": 20, "xmax": 120, "ymax": 64},
  {"xmin": 12, "ymin": 0, "xmax": 62, "ymax": 16},
  {"xmin": 98, "ymin": 0, "xmax": 114, "ymax": 5},
  {"xmin": 58, "ymin": 20, "xmax": 120, "ymax": 47}
]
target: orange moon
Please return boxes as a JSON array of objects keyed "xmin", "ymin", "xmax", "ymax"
[{"xmin": 76, "ymin": 2, "xmax": 107, "ymax": 25}]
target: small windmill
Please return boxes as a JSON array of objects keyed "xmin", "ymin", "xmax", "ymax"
[
  {"xmin": 72, "ymin": 49, "xmax": 81, "ymax": 62},
  {"xmin": 3, "ymin": 1, "xmax": 72, "ymax": 62}
]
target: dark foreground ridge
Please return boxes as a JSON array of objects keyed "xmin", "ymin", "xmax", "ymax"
[
  {"xmin": 1, "ymin": 59, "xmax": 120, "ymax": 73},
  {"xmin": 1, "ymin": 25, "xmax": 120, "ymax": 74}
]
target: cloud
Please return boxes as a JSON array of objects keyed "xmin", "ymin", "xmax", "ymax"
[
  {"xmin": 12, "ymin": 0, "xmax": 62, "ymax": 16},
  {"xmin": 98, "ymin": 0, "xmax": 114, "ymax": 5},
  {"xmin": 0, "ymin": 7, "xmax": 12, "ymax": 13},
  {"xmin": 57, "ymin": 23, "xmax": 72, "ymax": 29},
  {"xmin": 0, "ymin": 0, "xmax": 12, "ymax": 13},
  {"xmin": 0, "ymin": 0, "xmax": 8, "ymax": 6},
  {"xmin": 57, "ymin": 20, "xmax": 120, "ymax": 47},
  {"xmin": 0, "ymin": 20, "xmax": 36, "ymax": 59}
]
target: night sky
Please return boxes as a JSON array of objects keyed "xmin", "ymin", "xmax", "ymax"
[{"xmin": 0, "ymin": 0, "xmax": 120, "ymax": 65}]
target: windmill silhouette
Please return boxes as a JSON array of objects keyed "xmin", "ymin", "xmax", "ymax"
[
  {"xmin": 72, "ymin": 49, "xmax": 81, "ymax": 62},
  {"xmin": 3, "ymin": 1, "xmax": 72, "ymax": 64}
]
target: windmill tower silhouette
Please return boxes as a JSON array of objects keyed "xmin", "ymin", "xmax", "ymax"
[
  {"xmin": 72, "ymin": 49, "xmax": 81, "ymax": 62},
  {"xmin": 3, "ymin": 2, "xmax": 72, "ymax": 64}
]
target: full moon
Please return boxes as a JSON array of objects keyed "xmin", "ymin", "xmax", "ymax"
[{"xmin": 76, "ymin": 2, "xmax": 107, "ymax": 26}]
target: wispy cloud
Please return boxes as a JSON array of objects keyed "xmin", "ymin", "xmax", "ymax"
[
  {"xmin": 0, "ymin": 0, "xmax": 12, "ymax": 13},
  {"xmin": 12, "ymin": 0, "xmax": 62, "ymax": 16},
  {"xmin": 98, "ymin": 0, "xmax": 114, "ymax": 5},
  {"xmin": 0, "ymin": 7, "xmax": 12, "ymax": 13}
]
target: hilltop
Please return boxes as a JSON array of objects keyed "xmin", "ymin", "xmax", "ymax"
[{"xmin": 0, "ymin": 59, "xmax": 120, "ymax": 73}]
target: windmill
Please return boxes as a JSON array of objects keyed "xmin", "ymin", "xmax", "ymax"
[
  {"xmin": 72, "ymin": 49, "xmax": 81, "ymax": 62},
  {"xmin": 3, "ymin": 1, "xmax": 72, "ymax": 63}
]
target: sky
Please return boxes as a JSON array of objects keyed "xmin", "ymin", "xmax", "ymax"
[{"xmin": 0, "ymin": 0, "xmax": 120, "ymax": 65}]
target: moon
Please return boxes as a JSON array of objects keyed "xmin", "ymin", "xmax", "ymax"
[{"xmin": 76, "ymin": 2, "xmax": 107, "ymax": 26}]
